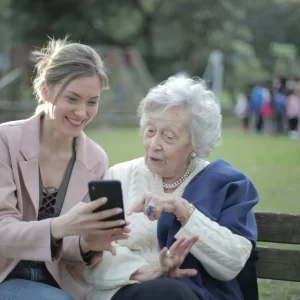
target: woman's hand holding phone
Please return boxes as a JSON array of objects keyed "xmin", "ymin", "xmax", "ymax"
[{"xmin": 51, "ymin": 197, "xmax": 130, "ymax": 254}]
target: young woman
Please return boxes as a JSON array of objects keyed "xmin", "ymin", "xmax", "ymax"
[{"xmin": 0, "ymin": 38, "xmax": 130, "ymax": 300}]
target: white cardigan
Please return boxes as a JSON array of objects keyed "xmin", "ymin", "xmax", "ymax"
[{"xmin": 84, "ymin": 157, "xmax": 252, "ymax": 300}]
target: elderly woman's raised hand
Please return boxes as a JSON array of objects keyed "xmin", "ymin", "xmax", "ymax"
[
  {"xmin": 130, "ymin": 235, "xmax": 198, "ymax": 282},
  {"xmin": 160, "ymin": 235, "xmax": 199, "ymax": 277},
  {"xmin": 127, "ymin": 191, "xmax": 191, "ymax": 221}
]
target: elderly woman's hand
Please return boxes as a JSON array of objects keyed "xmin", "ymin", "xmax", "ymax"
[
  {"xmin": 160, "ymin": 235, "xmax": 198, "ymax": 277},
  {"xmin": 130, "ymin": 235, "xmax": 198, "ymax": 282},
  {"xmin": 127, "ymin": 191, "xmax": 190, "ymax": 221}
]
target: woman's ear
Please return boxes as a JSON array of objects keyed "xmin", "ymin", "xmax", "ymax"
[{"xmin": 41, "ymin": 82, "xmax": 51, "ymax": 103}]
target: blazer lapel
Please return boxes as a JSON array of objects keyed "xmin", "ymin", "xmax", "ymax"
[
  {"xmin": 19, "ymin": 113, "xmax": 42, "ymax": 218},
  {"xmin": 19, "ymin": 158, "xmax": 39, "ymax": 217}
]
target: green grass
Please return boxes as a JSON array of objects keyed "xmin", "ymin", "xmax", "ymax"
[{"xmin": 87, "ymin": 127, "xmax": 300, "ymax": 299}]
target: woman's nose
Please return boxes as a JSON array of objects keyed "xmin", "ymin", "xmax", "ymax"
[
  {"xmin": 74, "ymin": 105, "xmax": 87, "ymax": 118},
  {"xmin": 149, "ymin": 136, "xmax": 162, "ymax": 151}
]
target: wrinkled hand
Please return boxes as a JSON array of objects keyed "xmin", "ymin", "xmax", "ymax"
[
  {"xmin": 129, "ymin": 264, "xmax": 163, "ymax": 282},
  {"xmin": 51, "ymin": 198, "xmax": 130, "ymax": 254},
  {"xmin": 127, "ymin": 191, "xmax": 189, "ymax": 221},
  {"xmin": 160, "ymin": 235, "xmax": 199, "ymax": 278},
  {"xmin": 130, "ymin": 235, "xmax": 198, "ymax": 282}
]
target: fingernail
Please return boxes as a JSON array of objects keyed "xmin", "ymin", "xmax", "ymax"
[
  {"xmin": 116, "ymin": 208, "xmax": 123, "ymax": 213},
  {"xmin": 101, "ymin": 197, "xmax": 108, "ymax": 203},
  {"xmin": 119, "ymin": 220, "xmax": 125, "ymax": 225}
]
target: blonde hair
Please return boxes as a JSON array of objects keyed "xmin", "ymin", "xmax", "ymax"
[{"xmin": 32, "ymin": 36, "xmax": 109, "ymax": 113}]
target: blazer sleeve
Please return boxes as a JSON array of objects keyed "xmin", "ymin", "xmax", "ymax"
[
  {"xmin": 60, "ymin": 152, "xmax": 109, "ymax": 266},
  {"xmin": 60, "ymin": 236, "xmax": 103, "ymax": 266},
  {"xmin": 60, "ymin": 193, "xmax": 104, "ymax": 266},
  {"xmin": 0, "ymin": 130, "xmax": 56, "ymax": 261}
]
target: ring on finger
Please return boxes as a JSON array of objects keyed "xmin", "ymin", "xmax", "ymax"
[
  {"xmin": 144, "ymin": 203, "xmax": 156, "ymax": 217},
  {"xmin": 166, "ymin": 250, "xmax": 176, "ymax": 259}
]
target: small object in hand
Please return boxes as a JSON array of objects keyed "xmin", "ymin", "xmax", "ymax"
[
  {"xmin": 166, "ymin": 250, "xmax": 176, "ymax": 259},
  {"xmin": 144, "ymin": 203, "xmax": 156, "ymax": 217}
]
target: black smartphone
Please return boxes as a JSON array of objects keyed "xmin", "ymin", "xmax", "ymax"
[{"xmin": 88, "ymin": 180, "xmax": 125, "ymax": 228}]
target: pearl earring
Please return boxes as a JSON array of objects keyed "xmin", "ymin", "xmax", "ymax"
[{"xmin": 190, "ymin": 152, "xmax": 196, "ymax": 159}]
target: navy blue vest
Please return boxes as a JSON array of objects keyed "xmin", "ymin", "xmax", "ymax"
[{"xmin": 157, "ymin": 159, "xmax": 259, "ymax": 300}]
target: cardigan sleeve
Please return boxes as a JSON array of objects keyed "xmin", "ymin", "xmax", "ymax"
[
  {"xmin": 84, "ymin": 244, "xmax": 150, "ymax": 290},
  {"xmin": 59, "ymin": 151, "xmax": 109, "ymax": 266},
  {"xmin": 175, "ymin": 209, "xmax": 252, "ymax": 281},
  {"xmin": 175, "ymin": 161, "xmax": 258, "ymax": 281}
]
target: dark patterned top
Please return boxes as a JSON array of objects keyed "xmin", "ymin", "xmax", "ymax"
[{"xmin": 38, "ymin": 146, "xmax": 76, "ymax": 221}]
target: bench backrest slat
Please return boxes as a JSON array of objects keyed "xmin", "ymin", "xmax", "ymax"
[
  {"xmin": 256, "ymin": 212, "xmax": 300, "ymax": 244},
  {"xmin": 257, "ymin": 247, "xmax": 300, "ymax": 281},
  {"xmin": 255, "ymin": 212, "xmax": 300, "ymax": 281}
]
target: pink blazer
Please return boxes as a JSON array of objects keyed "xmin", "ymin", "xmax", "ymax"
[{"xmin": 0, "ymin": 112, "xmax": 108, "ymax": 299}]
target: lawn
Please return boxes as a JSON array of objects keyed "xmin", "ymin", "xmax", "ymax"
[{"xmin": 87, "ymin": 127, "xmax": 300, "ymax": 299}]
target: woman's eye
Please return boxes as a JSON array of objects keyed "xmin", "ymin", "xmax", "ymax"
[
  {"xmin": 68, "ymin": 97, "xmax": 77, "ymax": 101},
  {"xmin": 164, "ymin": 133, "xmax": 174, "ymax": 140}
]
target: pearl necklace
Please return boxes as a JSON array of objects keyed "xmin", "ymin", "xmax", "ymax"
[{"xmin": 163, "ymin": 159, "xmax": 195, "ymax": 190}]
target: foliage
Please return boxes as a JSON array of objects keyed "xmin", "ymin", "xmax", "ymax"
[
  {"xmin": 0, "ymin": 0, "xmax": 12, "ymax": 51},
  {"xmin": 2, "ymin": 0, "xmax": 300, "ymax": 99}
]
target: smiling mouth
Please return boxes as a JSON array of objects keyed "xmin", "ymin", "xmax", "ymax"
[{"xmin": 66, "ymin": 117, "xmax": 85, "ymax": 126}]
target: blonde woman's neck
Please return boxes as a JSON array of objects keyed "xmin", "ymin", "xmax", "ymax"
[{"xmin": 39, "ymin": 113, "xmax": 74, "ymax": 157}]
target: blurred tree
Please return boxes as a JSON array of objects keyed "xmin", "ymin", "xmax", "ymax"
[
  {"xmin": 241, "ymin": 0, "xmax": 300, "ymax": 73},
  {"xmin": 0, "ymin": 0, "xmax": 12, "ymax": 51},
  {"xmin": 7, "ymin": 0, "xmax": 300, "ymax": 97},
  {"xmin": 8, "ymin": 0, "xmax": 233, "ymax": 76},
  {"xmin": 9, "ymin": 0, "xmax": 139, "ymax": 46}
]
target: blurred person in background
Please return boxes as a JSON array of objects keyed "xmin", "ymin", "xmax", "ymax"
[
  {"xmin": 260, "ymin": 85, "xmax": 274, "ymax": 135},
  {"xmin": 85, "ymin": 76, "xmax": 260, "ymax": 300},
  {"xmin": 272, "ymin": 76, "xmax": 287, "ymax": 134},
  {"xmin": 250, "ymin": 82, "xmax": 267, "ymax": 133},
  {"xmin": 286, "ymin": 80, "xmax": 300, "ymax": 140},
  {"xmin": 234, "ymin": 90, "xmax": 251, "ymax": 133},
  {"xmin": 0, "ymin": 38, "xmax": 131, "ymax": 300}
]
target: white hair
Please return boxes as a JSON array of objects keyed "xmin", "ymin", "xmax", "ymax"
[{"xmin": 137, "ymin": 76, "xmax": 222, "ymax": 159}]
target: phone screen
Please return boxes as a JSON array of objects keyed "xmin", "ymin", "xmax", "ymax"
[{"xmin": 88, "ymin": 180, "xmax": 125, "ymax": 227}]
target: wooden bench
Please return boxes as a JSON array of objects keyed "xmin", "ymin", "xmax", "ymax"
[{"xmin": 256, "ymin": 212, "xmax": 300, "ymax": 281}]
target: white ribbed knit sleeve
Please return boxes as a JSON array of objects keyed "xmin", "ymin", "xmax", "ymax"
[
  {"xmin": 84, "ymin": 245, "xmax": 149, "ymax": 290},
  {"xmin": 175, "ymin": 209, "xmax": 252, "ymax": 281}
]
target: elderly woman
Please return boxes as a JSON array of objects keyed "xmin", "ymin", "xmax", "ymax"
[{"xmin": 85, "ymin": 77, "xmax": 259, "ymax": 300}]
